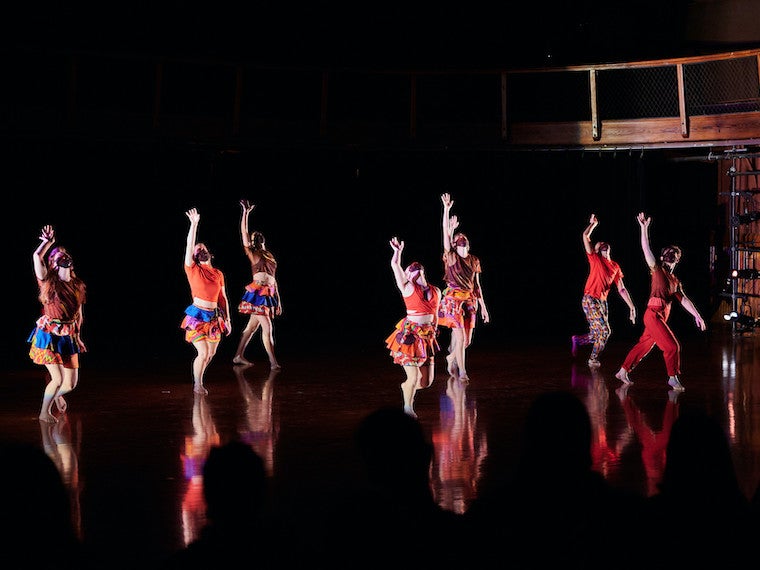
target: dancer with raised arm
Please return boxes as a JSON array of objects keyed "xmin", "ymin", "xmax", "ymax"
[
  {"xmin": 438, "ymin": 193, "xmax": 489, "ymax": 382},
  {"xmin": 571, "ymin": 213, "xmax": 637, "ymax": 367},
  {"xmin": 28, "ymin": 225, "xmax": 87, "ymax": 423},
  {"xmin": 385, "ymin": 237, "xmax": 441, "ymax": 418},
  {"xmin": 615, "ymin": 212, "xmax": 706, "ymax": 391},
  {"xmin": 180, "ymin": 208, "xmax": 232, "ymax": 395},
  {"xmin": 232, "ymin": 199, "xmax": 282, "ymax": 369}
]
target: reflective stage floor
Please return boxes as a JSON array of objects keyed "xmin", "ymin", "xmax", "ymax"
[{"xmin": 2, "ymin": 328, "xmax": 760, "ymax": 568}]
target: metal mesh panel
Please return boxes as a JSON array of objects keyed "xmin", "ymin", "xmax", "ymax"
[
  {"xmin": 684, "ymin": 56, "xmax": 760, "ymax": 115},
  {"xmin": 597, "ymin": 66, "xmax": 679, "ymax": 119}
]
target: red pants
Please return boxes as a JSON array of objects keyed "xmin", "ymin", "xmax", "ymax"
[{"xmin": 620, "ymin": 306, "xmax": 681, "ymax": 376}]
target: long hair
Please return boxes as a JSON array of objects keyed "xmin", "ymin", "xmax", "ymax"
[
  {"xmin": 39, "ymin": 248, "xmax": 86, "ymax": 316},
  {"xmin": 249, "ymin": 231, "xmax": 276, "ymax": 264}
]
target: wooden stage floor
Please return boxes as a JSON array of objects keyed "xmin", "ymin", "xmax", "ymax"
[{"xmin": 2, "ymin": 328, "xmax": 760, "ymax": 568}]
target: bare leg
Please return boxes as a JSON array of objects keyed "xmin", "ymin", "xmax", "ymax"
[
  {"xmin": 233, "ymin": 316, "xmax": 259, "ymax": 365},
  {"xmin": 40, "ymin": 365, "xmax": 63, "ymax": 423},
  {"xmin": 400, "ymin": 366, "xmax": 420, "ymax": 418},
  {"xmin": 451, "ymin": 328, "xmax": 468, "ymax": 381},
  {"xmin": 192, "ymin": 340, "xmax": 217, "ymax": 395},
  {"xmin": 55, "ymin": 368, "xmax": 79, "ymax": 414},
  {"xmin": 257, "ymin": 316, "xmax": 281, "ymax": 369}
]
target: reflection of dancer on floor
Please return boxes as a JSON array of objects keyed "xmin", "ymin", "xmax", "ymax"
[
  {"xmin": 40, "ymin": 413, "xmax": 83, "ymax": 538},
  {"xmin": 576, "ymin": 366, "xmax": 633, "ymax": 478},
  {"xmin": 180, "ymin": 392, "xmax": 221, "ymax": 546},
  {"xmin": 616, "ymin": 384, "xmax": 680, "ymax": 496},
  {"xmin": 28, "ymin": 225, "xmax": 87, "ymax": 423},
  {"xmin": 385, "ymin": 237, "xmax": 441, "ymax": 418},
  {"xmin": 180, "ymin": 208, "xmax": 232, "ymax": 395},
  {"xmin": 233, "ymin": 199, "xmax": 282, "ymax": 369},
  {"xmin": 615, "ymin": 212, "xmax": 706, "ymax": 392},
  {"xmin": 234, "ymin": 364, "xmax": 279, "ymax": 476},
  {"xmin": 431, "ymin": 376, "xmax": 488, "ymax": 514},
  {"xmin": 572, "ymin": 214, "xmax": 636, "ymax": 368},
  {"xmin": 438, "ymin": 193, "xmax": 489, "ymax": 382}
]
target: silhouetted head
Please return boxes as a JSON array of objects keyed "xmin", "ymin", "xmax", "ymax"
[
  {"xmin": 520, "ymin": 391, "xmax": 592, "ymax": 476},
  {"xmin": 658, "ymin": 409, "xmax": 740, "ymax": 501},
  {"xmin": 355, "ymin": 407, "xmax": 433, "ymax": 487},
  {"xmin": 203, "ymin": 440, "xmax": 266, "ymax": 522}
]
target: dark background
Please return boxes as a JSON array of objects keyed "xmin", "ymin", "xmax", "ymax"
[{"xmin": 4, "ymin": 0, "xmax": 755, "ymax": 370}]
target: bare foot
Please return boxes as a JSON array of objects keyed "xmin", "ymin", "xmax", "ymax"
[
  {"xmin": 270, "ymin": 362, "xmax": 282, "ymax": 370},
  {"xmin": 39, "ymin": 412, "xmax": 58, "ymax": 424},
  {"xmin": 446, "ymin": 354, "xmax": 458, "ymax": 376},
  {"xmin": 403, "ymin": 405, "xmax": 418, "ymax": 419},
  {"xmin": 232, "ymin": 356, "xmax": 253, "ymax": 366},
  {"xmin": 54, "ymin": 395, "xmax": 67, "ymax": 414},
  {"xmin": 458, "ymin": 373, "xmax": 470, "ymax": 384},
  {"xmin": 193, "ymin": 384, "xmax": 209, "ymax": 395},
  {"xmin": 615, "ymin": 369, "xmax": 633, "ymax": 385}
]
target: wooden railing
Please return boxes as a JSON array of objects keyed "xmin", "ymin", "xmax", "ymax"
[{"xmin": 5, "ymin": 47, "xmax": 760, "ymax": 151}]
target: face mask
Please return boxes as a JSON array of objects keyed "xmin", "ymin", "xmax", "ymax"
[
  {"xmin": 56, "ymin": 257, "xmax": 73, "ymax": 269},
  {"xmin": 196, "ymin": 251, "xmax": 210, "ymax": 263}
]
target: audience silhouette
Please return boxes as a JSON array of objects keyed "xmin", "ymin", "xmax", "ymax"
[
  {"xmin": 317, "ymin": 406, "xmax": 465, "ymax": 569},
  {"xmin": 161, "ymin": 439, "xmax": 284, "ymax": 569},
  {"xmin": 0, "ymin": 440, "xmax": 92, "ymax": 570},
  {"xmin": 645, "ymin": 408, "xmax": 759, "ymax": 567},
  {"xmin": 465, "ymin": 390, "xmax": 647, "ymax": 569}
]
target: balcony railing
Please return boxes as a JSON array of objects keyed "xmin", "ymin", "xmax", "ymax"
[{"xmin": 5, "ymin": 47, "xmax": 760, "ymax": 151}]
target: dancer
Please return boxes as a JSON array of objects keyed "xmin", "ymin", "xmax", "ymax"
[
  {"xmin": 571, "ymin": 214, "xmax": 637, "ymax": 367},
  {"xmin": 232, "ymin": 199, "xmax": 282, "ymax": 369},
  {"xmin": 180, "ymin": 207, "xmax": 232, "ymax": 395},
  {"xmin": 385, "ymin": 237, "xmax": 442, "ymax": 418},
  {"xmin": 615, "ymin": 212, "xmax": 706, "ymax": 391},
  {"xmin": 27, "ymin": 225, "xmax": 87, "ymax": 423},
  {"xmin": 438, "ymin": 193, "xmax": 490, "ymax": 382}
]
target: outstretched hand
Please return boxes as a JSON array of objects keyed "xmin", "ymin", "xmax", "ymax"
[
  {"xmin": 637, "ymin": 212, "xmax": 650, "ymax": 228},
  {"xmin": 186, "ymin": 208, "xmax": 200, "ymax": 223},
  {"xmin": 240, "ymin": 199, "xmax": 255, "ymax": 214},
  {"xmin": 441, "ymin": 193, "xmax": 453, "ymax": 210},
  {"xmin": 390, "ymin": 236, "xmax": 404, "ymax": 252},
  {"xmin": 39, "ymin": 225, "xmax": 55, "ymax": 242},
  {"xmin": 589, "ymin": 214, "xmax": 598, "ymax": 225}
]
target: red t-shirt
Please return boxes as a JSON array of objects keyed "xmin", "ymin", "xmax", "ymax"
[
  {"xmin": 185, "ymin": 263, "xmax": 225, "ymax": 303},
  {"xmin": 404, "ymin": 283, "xmax": 441, "ymax": 315},
  {"xmin": 583, "ymin": 252, "xmax": 623, "ymax": 300}
]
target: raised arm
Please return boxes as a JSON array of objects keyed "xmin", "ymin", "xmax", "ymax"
[
  {"xmin": 637, "ymin": 212, "xmax": 657, "ymax": 269},
  {"xmin": 185, "ymin": 208, "xmax": 200, "ymax": 267},
  {"xmin": 441, "ymin": 193, "xmax": 454, "ymax": 253},
  {"xmin": 389, "ymin": 237, "xmax": 409, "ymax": 293},
  {"xmin": 239, "ymin": 199, "xmax": 255, "ymax": 247},
  {"xmin": 582, "ymin": 214, "xmax": 598, "ymax": 254},
  {"xmin": 33, "ymin": 225, "xmax": 56, "ymax": 280}
]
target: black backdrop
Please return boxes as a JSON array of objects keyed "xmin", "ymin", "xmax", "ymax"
[{"xmin": 3, "ymin": 141, "xmax": 721, "ymax": 371}]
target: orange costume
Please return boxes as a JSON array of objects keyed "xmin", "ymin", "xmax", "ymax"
[
  {"xmin": 386, "ymin": 283, "xmax": 441, "ymax": 366},
  {"xmin": 180, "ymin": 263, "xmax": 229, "ymax": 343}
]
